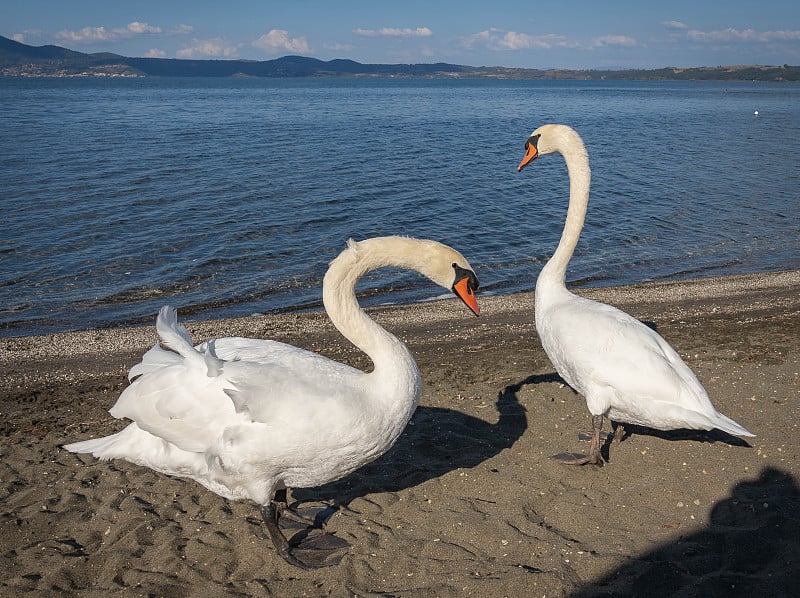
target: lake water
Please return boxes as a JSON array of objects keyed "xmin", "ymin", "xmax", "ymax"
[{"xmin": 1, "ymin": 77, "xmax": 798, "ymax": 338}]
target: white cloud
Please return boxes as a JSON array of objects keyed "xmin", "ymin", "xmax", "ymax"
[
  {"xmin": 498, "ymin": 31, "xmax": 545, "ymax": 50},
  {"xmin": 55, "ymin": 21, "xmax": 161, "ymax": 44},
  {"xmin": 252, "ymin": 29, "xmax": 311, "ymax": 54},
  {"xmin": 461, "ymin": 30, "xmax": 492, "ymax": 47},
  {"xmin": 172, "ymin": 24, "xmax": 194, "ymax": 34},
  {"xmin": 144, "ymin": 48, "xmax": 166, "ymax": 58},
  {"xmin": 464, "ymin": 28, "xmax": 640, "ymax": 53},
  {"xmin": 11, "ymin": 29, "xmax": 47, "ymax": 44},
  {"xmin": 662, "ymin": 21, "xmax": 688, "ymax": 30},
  {"xmin": 353, "ymin": 27, "xmax": 432, "ymax": 37},
  {"xmin": 57, "ymin": 26, "xmax": 116, "ymax": 43},
  {"xmin": 686, "ymin": 27, "xmax": 800, "ymax": 43},
  {"xmin": 505, "ymin": 31, "xmax": 575, "ymax": 50},
  {"xmin": 177, "ymin": 38, "xmax": 239, "ymax": 58},
  {"xmin": 125, "ymin": 22, "xmax": 161, "ymax": 35},
  {"xmin": 592, "ymin": 34, "xmax": 637, "ymax": 48},
  {"xmin": 462, "ymin": 29, "xmax": 573, "ymax": 51}
]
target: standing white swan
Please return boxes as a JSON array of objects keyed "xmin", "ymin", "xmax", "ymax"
[
  {"xmin": 517, "ymin": 124, "xmax": 753, "ymax": 465},
  {"xmin": 65, "ymin": 236, "xmax": 480, "ymax": 568}
]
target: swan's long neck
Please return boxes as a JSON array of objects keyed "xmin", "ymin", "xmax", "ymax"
[
  {"xmin": 538, "ymin": 139, "xmax": 591, "ymax": 290},
  {"xmin": 322, "ymin": 238, "xmax": 419, "ymax": 383}
]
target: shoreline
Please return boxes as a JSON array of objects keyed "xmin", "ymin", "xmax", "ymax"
[
  {"xmin": 2, "ymin": 263, "xmax": 797, "ymax": 343},
  {"xmin": 1, "ymin": 269, "xmax": 799, "ymax": 595},
  {"xmin": 2, "ymin": 268, "xmax": 797, "ymax": 363}
]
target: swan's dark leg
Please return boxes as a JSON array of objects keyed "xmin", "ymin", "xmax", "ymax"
[
  {"xmin": 272, "ymin": 488, "xmax": 317, "ymax": 527},
  {"xmin": 260, "ymin": 490, "xmax": 350, "ymax": 569},
  {"xmin": 585, "ymin": 415, "xmax": 605, "ymax": 463},
  {"xmin": 551, "ymin": 414, "xmax": 605, "ymax": 466},
  {"xmin": 260, "ymin": 502, "xmax": 311, "ymax": 570}
]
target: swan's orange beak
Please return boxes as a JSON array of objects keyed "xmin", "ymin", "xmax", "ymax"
[
  {"xmin": 517, "ymin": 143, "xmax": 539, "ymax": 172},
  {"xmin": 453, "ymin": 276, "xmax": 480, "ymax": 316}
]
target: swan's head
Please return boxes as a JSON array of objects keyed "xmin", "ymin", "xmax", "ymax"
[
  {"xmin": 517, "ymin": 124, "xmax": 585, "ymax": 172},
  {"xmin": 342, "ymin": 237, "xmax": 481, "ymax": 316},
  {"xmin": 410, "ymin": 239, "xmax": 481, "ymax": 316},
  {"xmin": 451, "ymin": 261, "xmax": 481, "ymax": 316}
]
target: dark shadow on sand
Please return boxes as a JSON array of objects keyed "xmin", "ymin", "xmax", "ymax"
[
  {"xmin": 526, "ymin": 372, "xmax": 752, "ymax": 459},
  {"xmin": 572, "ymin": 467, "xmax": 800, "ymax": 597},
  {"xmin": 292, "ymin": 379, "xmax": 529, "ymax": 507},
  {"xmin": 616, "ymin": 424, "xmax": 752, "ymax": 448}
]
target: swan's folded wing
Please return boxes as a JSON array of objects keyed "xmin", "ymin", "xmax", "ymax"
[
  {"xmin": 221, "ymin": 351, "xmax": 364, "ymax": 425},
  {"xmin": 196, "ymin": 337, "xmax": 308, "ymax": 364},
  {"xmin": 112, "ymin": 336, "xmax": 364, "ymax": 452},
  {"xmin": 110, "ymin": 360, "xmax": 238, "ymax": 453},
  {"xmin": 550, "ymin": 299, "xmax": 711, "ymax": 410}
]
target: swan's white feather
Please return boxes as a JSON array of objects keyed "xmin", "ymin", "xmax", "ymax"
[
  {"xmin": 537, "ymin": 291, "xmax": 751, "ymax": 435},
  {"xmin": 65, "ymin": 236, "xmax": 478, "ymax": 507},
  {"xmin": 527, "ymin": 124, "xmax": 753, "ymax": 439},
  {"xmin": 65, "ymin": 307, "xmax": 397, "ymax": 503}
]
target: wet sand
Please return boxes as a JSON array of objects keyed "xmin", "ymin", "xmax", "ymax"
[{"xmin": 1, "ymin": 270, "xmax": 798, "ymax": 597}]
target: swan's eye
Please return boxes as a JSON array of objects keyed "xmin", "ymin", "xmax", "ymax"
[
  {"xmin": 452, "ymin": 264, "xmax": 479, "ymax": 292},
  {"xmin": 525, "ymin": 134, "xmax": 540, "ymax": 150}
]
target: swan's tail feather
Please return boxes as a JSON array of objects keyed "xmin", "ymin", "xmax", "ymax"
[
  {"xmin": 154, "ymin": 306, "xmax": 223, "ymax": 377},
  {"xmin": 64, "ymin": 430, "xmax": 129, "ymax": 460},
  {"xmin": 64, "ymin": 424, "xmax": 204, "ymax": 475},
  {"xmin": 63, "ymin": 422, "xmax": 153, "ymax": 461},
  {"xmin": 619, "ymin": 401, "xmax": 754, "ymax": 438},
  {"xmin": 712, "ymin": 412, "xmax": 754, "ymax": 437},
  {"xmin": 682, "ymin": 406, "xmax": 754, "ymax": 437},
  {"xmin": 156, "ymin": 306, "xmax": 197, "ymax": 358}
]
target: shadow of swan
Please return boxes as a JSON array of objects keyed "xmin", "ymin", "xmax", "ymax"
[
  {"xmin": 572, "ymin": 467, "xmax": 800, "ymax": 597},
  {"xmin": 617, "ymin": 424, "xmax": 752, "ymax": 447},
  {"xmin": 525, "ymin": 371, "xmax": 751, "ymax": 453},
  {"xmin": 292, "ymin": 379, "xmax": 529, "ymax": 507}
]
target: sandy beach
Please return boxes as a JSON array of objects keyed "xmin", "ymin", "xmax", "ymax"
[{"xmin": 1, "ymin": 270, "xmax": 798, "ymax": 597}]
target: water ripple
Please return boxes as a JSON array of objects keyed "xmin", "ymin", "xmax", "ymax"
[{"xmin": 1, "ymin": 78, "xmax": 798, "ymax": 337}]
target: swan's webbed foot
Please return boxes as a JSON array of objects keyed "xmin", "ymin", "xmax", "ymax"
[
  {"xmin": 550, "ymin": 451, "xmax": 604, "ymax": 466},
  {"xmin": 552, "ymin": 414, "xmax": 606, "ymax": 466},
  {"xmin": 260, "ymin": 494, "xmax": 349, "ymax": 569},
  {"xmin": 274, "ymin": 489, "xmax": 339, "ymax": 529},
  {"xmin": 274, "ymin": 501, "xmax": 319, "ymax": 528},
  {"xmin": 284, "ymin": 529, "xmax": 350, "ymax": 568},
  {"xmin": 261, "ymin": 503, "xmax": 312, "ymax": 569}
]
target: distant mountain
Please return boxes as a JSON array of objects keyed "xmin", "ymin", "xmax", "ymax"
[
  {"xmin": 1, "ymin": 35, "xmax": 798, "ymax": 81},
  {"xmin": 0, "ymin": 34, "xmax": 118, "ymax": 61},
  {"xmin": 0, "ymin": 35, "xmax": 474, "ymax": 78}
]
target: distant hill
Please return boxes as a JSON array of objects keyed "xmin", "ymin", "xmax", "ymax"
[
  {"xmin": 2, "ymin": 35, "xmax": 798, "ymax": 81},
  {"xmin": 0, "ymin": 35, "xmax": 473, "ymax": 78}
]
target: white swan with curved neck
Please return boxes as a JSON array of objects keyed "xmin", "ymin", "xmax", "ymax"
[
  {"xmin": 65, "ymin": 236, "xmax": 480, "ymax": 567},
  {"xmin": 518, "ymin": 124, "xmax": 753, "ymax": 465}
]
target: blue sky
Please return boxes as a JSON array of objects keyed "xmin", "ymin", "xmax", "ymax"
[{"xmin": 4, "ymin": 1, "xmax": 799, "ymax": 69}]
